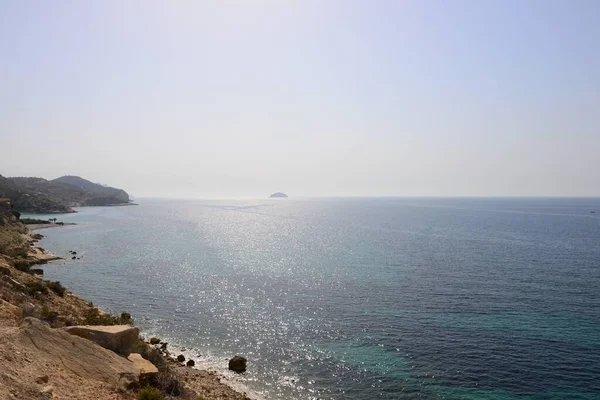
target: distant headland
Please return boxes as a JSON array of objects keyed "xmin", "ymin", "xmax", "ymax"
[
  {"xmin": 0, "ymin": 174, "xmax": 134, "ymax": 214},
  {"xmin": 269, "ymin": 192, "xmax": 288, "ymax": 198}
]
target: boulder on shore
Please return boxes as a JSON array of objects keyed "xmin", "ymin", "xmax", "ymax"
[
  {"xmin": 149, "ymin": 337, "xmax": 161, "ymax": 345},
  {"xmin": 186, "ymin": 359, "xmax": 195, "ymax": 367},
  {"xmin": 63, "ymin": 324, "xmax": 139, "ymax": 355},
  {"xmin": 228, "ymin": 355, "xmax": 247, "ymax": 373},
  {"xmin": 177, "ymin": 354, "xmax": 186, "ymax": 362}
]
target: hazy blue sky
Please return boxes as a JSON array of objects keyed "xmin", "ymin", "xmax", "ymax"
[{"xmin": 1, "ymin": 0, "xmax": 599, "ymax": 197}]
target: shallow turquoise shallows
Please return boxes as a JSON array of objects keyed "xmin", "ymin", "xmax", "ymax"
[{"xmin": 31, "ymin": 197, "xmax": 600, "ymax": 399}]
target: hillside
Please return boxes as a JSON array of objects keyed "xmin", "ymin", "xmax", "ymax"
[
  {"xmin": 0, "ymin": 176, "xmax": 74, "ymax": 214},
  {"xmin": 0, "ymin": 175, "xmax": 131, "ymax": 213},
  {"xmin": 52, "ymin": 176, "xmax": 129, "ymax": 205},
  {"xmin": 0, "ymin": 199, "xmax": 30, "ymax": 257}
]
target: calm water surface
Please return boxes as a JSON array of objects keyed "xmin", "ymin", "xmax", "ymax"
[{"xmin": 31, "ymin": 198, "xmax": 600, "ymax": 399}]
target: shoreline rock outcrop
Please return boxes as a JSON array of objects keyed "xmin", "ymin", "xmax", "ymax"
[
  {"xmin": 149, "ymin": 337, "xmax": 161, "ymax": 345},
  {"xmin": 9, "ymin": 318, "xmax": 140, "ymax": 386},
  {"xmin": 64, "ymin": 324, "xmax": 140, "ymax": 355}
]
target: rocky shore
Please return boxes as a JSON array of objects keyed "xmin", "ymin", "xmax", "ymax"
[{"xmin": 0, "ymin": 200, "xmax": 255, "ymax": 400}]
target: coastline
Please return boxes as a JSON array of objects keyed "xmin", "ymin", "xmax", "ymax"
[
  {"xmin": 79, "ymin": 202, "xmax": 139, "ymax": 208},
  {"xmin": 0, "ymin": 222, "xmax": 259, "ymax": 400},
  {"xmin": 26, "ymin": 222, "xmax": 77, "ymax": 231}
]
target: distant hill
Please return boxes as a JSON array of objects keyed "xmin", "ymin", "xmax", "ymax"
[
  {"xmin": 269, "ymin": 192, "xmax": 288, "ymax": 198},
  {"xmin": 0, "ymin": 175, "xmax": 131, "ymax": 213},
  {"xmin": 0, "ymin": 175, "xmax": 73, "ymax": 213},
  {"xmin": 52, "ymin": 176, "xmax": 129, "ymax": 205}
]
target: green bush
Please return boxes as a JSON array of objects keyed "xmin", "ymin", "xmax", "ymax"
[
  {"xmin": 130, "ymin": 339, "xmax": 186, "ymax": 397},
  {"xmin": 25, "ymin": 280, "xmax": 49, "ymax": 296},
  {"xmin": 46, "ymin": 280, "xmax": 66, "ymax": 296},
  {"xmin": 155, "ymin": 370, "xmax": 185, "ymax": 396},
  {"xmin": 83, "ymin": 307, "xmax": 134, "ymax": 326},
  {"xmin": 137, "ymin": 387, "xmax": 164, "ymax": 400},
  {"xmin": 19, "ymin": 218, "xmax": 51, "ymax": 224},
  {"xmin": 12, "ymin": 259, "xmax": 34, "ymax": 272}
]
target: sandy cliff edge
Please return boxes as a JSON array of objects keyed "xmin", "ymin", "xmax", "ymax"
[{"xmin": 0, "ymin": 224, "xmax": 258, "ymax": 400}]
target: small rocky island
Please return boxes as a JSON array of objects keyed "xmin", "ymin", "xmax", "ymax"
[{"xmin": 269, "ymin": 192, "xmax": 288, "ymax": 198}]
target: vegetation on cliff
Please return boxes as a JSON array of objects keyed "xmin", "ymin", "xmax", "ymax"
[{"xmin": 0, "ymin": 198, "xmax": 30, "ymax": 257}]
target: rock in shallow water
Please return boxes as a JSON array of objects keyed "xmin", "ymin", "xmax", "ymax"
[
  {"xmin": 177, "ymin": 354, "xmax": 185, "ymax": 362},
  {"xmin": 228, "ymin": 355, "xmax": 247, "ymax": 373}
]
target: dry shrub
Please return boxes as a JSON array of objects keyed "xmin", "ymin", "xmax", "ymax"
[
  {"xmin": 83, "ymin": 307, "xmax": 134, "ymax": 325},
  {"xmin": 131, "ymin": 338, "xmax": 189, "ymax": 398},
  {"xmin": 137, "ymin": 386, "xmax": 164, "ymax": 400}
]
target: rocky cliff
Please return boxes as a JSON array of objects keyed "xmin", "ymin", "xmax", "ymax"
[
  {"xmin": 0, "ymin": 206, "xmax": 254, "ymax": 400},
  {"xmin": 0, "ymin": 199, "xmax": 30, "ymax": 257}
]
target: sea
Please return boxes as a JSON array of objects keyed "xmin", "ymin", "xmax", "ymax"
[{"xmin": 26, "ymin": 197, "xmax": 600, "ymax": 399}]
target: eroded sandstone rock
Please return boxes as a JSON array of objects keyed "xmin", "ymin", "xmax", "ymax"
[
  {"xmin": 18, "ymin": 318, "xmax": 139, "ymax": 385},
  {"xmin": 63, "ymin": 324, "xmax": 139, "ymax": 355},
  {"xmin": 127, "ymin": 353, "xmax": 158, "ymax": 376}
]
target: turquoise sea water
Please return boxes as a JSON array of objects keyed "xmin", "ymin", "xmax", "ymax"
[{"xmin": 30, "ymin": 198, "xmax": 600, "ymax": 399}]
